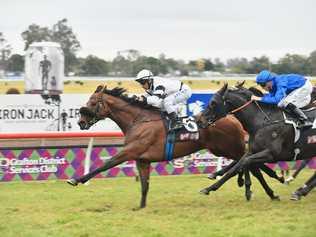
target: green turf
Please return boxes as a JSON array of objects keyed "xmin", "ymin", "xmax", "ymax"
[{"xmin": 0, "ymin": 171, "xmax": 315, "ymax": 237}]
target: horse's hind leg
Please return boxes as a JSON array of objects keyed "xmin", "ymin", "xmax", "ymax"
[
  {"xmin": 286, "ymin": 159, "xmax": 310, "ymax": 184},
  {"xmin": 259, "ymin": 164, "xmax": 285, "ymax": 184},
  {"xmin": 291, "ymin": 171, "xmax": 316, "ymax": 201},
  {"xmin": 135, "ymin": 160, "xmax": 151, "ymax": 209},
  {"xmin": 200, "ymin": 150, "xmax": 272, "ymax": 195},
  {"xmin": 251, "ymin": 166, "xmax": 280, "ymax": 201}
]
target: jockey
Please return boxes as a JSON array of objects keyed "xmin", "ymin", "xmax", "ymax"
[
  {"xmin": 252, "ymin": 70, "xmax": 313, "ymax": 128},
  {"xmin": 135, "ymin": 69, "xmax": 192, "ymax": 131}
]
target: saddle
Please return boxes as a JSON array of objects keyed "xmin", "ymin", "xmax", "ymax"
[
  {"xmin": 162, "ymin": 114, "xmax": 199, "ymax": 142},
  {"xmin": 163, "ymin": 115, "xmax": 199, "ymax": 161},
  {"xmin": 283, "ymin": 107, "xmax": 316, "ymax": 146}
]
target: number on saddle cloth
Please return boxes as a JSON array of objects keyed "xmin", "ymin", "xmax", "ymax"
[
  {"xmin": 173, "ymin": 117, "xmax": 199, "ymax": 142},
  {"xmin": 164, "ymin": 117, "xmax": 200, "ymax": 161}
]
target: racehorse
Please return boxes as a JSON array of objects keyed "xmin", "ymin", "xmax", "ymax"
[
  {"xmin": 67, "ymin": 85, "xmax": 282, "ymax": 208},
  {"xmin": 199, "ymin": 83, "xmax": 316, "ymax": 200}
]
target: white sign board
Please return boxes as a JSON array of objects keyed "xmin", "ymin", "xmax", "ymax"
[{"xmin": 0, "ymin": 94, "xmax": 120, "ymax": 132}]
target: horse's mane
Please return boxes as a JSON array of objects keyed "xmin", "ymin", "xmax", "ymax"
[
  {"xmin": 248, "ymin": 86, "xmax": 264, "ymax": 97},
  {"xmin": 229, "ymin": 85, "xmax": 278, "ymax": 111},
  {"xmin": 102, "ymin": 86, "xmax": 160, "ymax": 111}
]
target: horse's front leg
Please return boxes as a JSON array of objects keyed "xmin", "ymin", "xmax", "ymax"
[
  {"xmin": 207, "ymin": 160, "xmax": 237, "ymax": 179},
  {"xmin": 67, "ymin": 146, "xmax": 137, "ymax": 185},
  {"xmin": 244, "ymin": 168, "xmax": 252, "ymax": 201},
  {"xmin": 134, "ymin": 160, "xmax": 151, "ymax": 210},
  {"xmin": 259, "ymin": 164, "xmax": 284, "ymax": 184},
  {"xmin": 200, "ymin": 153, "xmax": 249, "ymax": 195},
  {"xmin": 250, "ymin": 165, "xmax": 280, "ymax": 201}
]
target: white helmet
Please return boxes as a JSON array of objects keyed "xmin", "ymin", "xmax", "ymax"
[{"xmin": 136, "ymin": 69, "xmax": 153, "ymax": 84}]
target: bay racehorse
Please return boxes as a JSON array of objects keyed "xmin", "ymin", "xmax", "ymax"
[
  {"xmin": 199, "ymin": 83, "xmax": 316, "ymax": 200},
  {"xmin": 67, "ymin": 85, "xmax": 282, "ymax": 208}
]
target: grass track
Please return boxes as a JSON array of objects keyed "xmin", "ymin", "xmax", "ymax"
[{"xmin": 0, "ymin": 171, "xmax": 315, "ymax": 237}]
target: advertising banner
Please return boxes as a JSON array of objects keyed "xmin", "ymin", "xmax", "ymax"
[
  {"xmin": 0, "ymin": 146, "xmax": 315, "ymax": 182},
  {"xmin": 0, "ymin": 94, "xmax": 120, "ymax": 132},
  {"xmin": 187, "ymin": 93, "xmax": 213, "ymax": 116}
]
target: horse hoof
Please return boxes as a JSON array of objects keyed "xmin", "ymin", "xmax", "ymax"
[
  {"xmin": 290, "ymin": 192, "xmax": 301, "ymax": 201},
  {"xmin": 237, "ymin": 178, "xmax": 244, "ymax": 187},
  {"xmin": 67, "ymin": 178, "xmax": 78, "ymax": 186},
  {"xmin": 246, "ymin": 191, "xmax": 252, "ymax": 201},
  {"xmin": 199, "ymin": 189, "xmax": 210, "ymax": 195},
  {"xmin": 132, "ymin": 206, "xmax": 145, "ymax": 211},
  {"xmin": 285, "ymin": 176, "xmax": 294, "ymax": 185},
  {"xmin": 279, "ymin": 177, "xmax": 285, "ymax": 184},
  {"xmin": 207, "ymin": 174, "xmax": 216, "ymax": 180},
  {"xmin": 271, "ymin": 195, "xmax": 281, "ymax": 201}
]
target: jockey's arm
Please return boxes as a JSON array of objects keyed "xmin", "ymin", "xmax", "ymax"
[
  {"xmin": 142, "ymin": 85, "xmax": 165, "ymax": 107},
  {"xmin": 261, "ymin": 79, "xmax": 287, "ymax": 104},
  {"xmin": 146, "ymin": 95, "xmax": 163, "ymax": 108}
]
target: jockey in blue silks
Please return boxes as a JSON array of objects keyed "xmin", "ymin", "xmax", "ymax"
[{"xmin": 252, "ymin": 70, "xmax": 313, "ymax": 128}]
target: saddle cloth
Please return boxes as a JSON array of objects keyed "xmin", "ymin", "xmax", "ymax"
[{"xmin": 165, "ymin": 116, "xmax": 200, "ymax": 142}]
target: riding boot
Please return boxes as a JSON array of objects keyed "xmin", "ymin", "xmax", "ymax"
[
  {"xmin": 285, "ymin": 103, "xmax": 313, "ymax": 128},
  {"xmin": 168, "ymin": 112, "xmax": 183, "ymax": 131}
]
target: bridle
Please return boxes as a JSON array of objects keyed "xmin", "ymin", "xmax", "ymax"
[{"xmin": 219, "ymin": 90, "xmax": 271, "ymax": 122}]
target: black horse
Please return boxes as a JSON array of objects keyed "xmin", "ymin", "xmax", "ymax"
[{"xmin": 200, "ymin": 83, "xmax": 316, "ymax": 200}]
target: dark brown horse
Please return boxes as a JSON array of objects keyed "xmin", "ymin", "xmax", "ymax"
[{"xmin": 67, "ymin": 85, "xmax": 281, "ymax": 208}]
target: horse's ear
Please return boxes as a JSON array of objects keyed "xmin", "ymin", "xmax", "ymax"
[
  {"xmin": 95, "ymin": 85, "xmax": 103, "ymax": 93},
  {"xmin": 102, "ymin": 85, "xmax": 107, "ymax": 93},
  {"xmin": 235, "ymin": 80, "xmax": 245, "ymax": 88},
  {"xmin": 218, "ymin": 83, "xmax": 228, "ymax": 96}
]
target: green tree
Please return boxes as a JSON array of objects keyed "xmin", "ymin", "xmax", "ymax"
[
  {"xmin": 204, "ymin": 59, "xmax": 214, "ymax": 71},
  {"xmin": 308, "ymin": 50, "xmax": 316, "ymax": 76},
  {"xmin": 0, "ymin": 32, "xmax": 12, "ymax": 71},
  {"xmin": 111, "ymin": 54, "xmax": 133, "ymax": 76},
  {"xmin": 132, "ymin": 56, "xmax": 163, "ymax": 76},
  {"xmin": 226, "ymin": 57, "xmax": 250, "ymax": 73},
  {"xmin": 79, "ymin": 55, "xmax": 109, "ymax": 76},
  {"xmin": 21, "ymin": 19, "xmax": 81, "ymax": 75},
  {"xmin": 273, "ymin": 54, "xmax": 309, "ymax": 75},
  {"xmin": 51, "ymin": 19, "xmax": 81, "ymax": 74},
  {"xmin": 213, "ymin": 58, "xmax": 225, "ymax": 72},
  {"xmin": 7, "ymin": 54, "xmax": 24, "ymax": 72},
  {"xmin": 21, "ymin": 24, "xmax": 51, "ymax": 50},
  {"xmin": 248, "ymin": 56, "xmax": 271, "ymax": 74}
]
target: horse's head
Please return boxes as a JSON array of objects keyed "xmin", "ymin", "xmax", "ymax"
[
  {"xmin": 204, "ymin": 82, "xmax": 254, "ymax": 123},
  {"xmin": 78, "ymin": 85, "xmax": 111, "ymax": 130}
]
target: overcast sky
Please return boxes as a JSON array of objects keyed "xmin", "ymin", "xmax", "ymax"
[{"xmin": 1, "ymin": 0, "xmax": 315, "ymax": 62}]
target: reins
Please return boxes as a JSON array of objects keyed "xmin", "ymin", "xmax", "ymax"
[
  {"xmin": 95, "ymin": 92, "xmax": 162, "ymax": 126},
  {"xmin": 229, "ymin": 100, "xmax": 253, "ymax": 114},
  {"xmin": 229, "ymin": 99, "xmax": 271, "ymax": 122}
]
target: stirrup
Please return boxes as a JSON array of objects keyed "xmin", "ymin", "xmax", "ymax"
[
  {"xmin": 169, "ymin": 122, "xmax": 183, "ymax": 131},
  {"xmin": 297, "ymin": 120, "xmax": 313, "ymax": 128}
]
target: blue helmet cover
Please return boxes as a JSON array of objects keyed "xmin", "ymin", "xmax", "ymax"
[{"xmin": 256, "ymin": 70, "xmax": 276, "ymax": 84}]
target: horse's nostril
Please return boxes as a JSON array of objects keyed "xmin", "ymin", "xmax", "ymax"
[{"xmin": 78, "ymin": 121, "xmax": 86, "ymax": 129}]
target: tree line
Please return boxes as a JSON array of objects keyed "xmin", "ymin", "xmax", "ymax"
[{"xmin": 1, "ymin": 18, "xmax": 316, "ymax": 77}]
